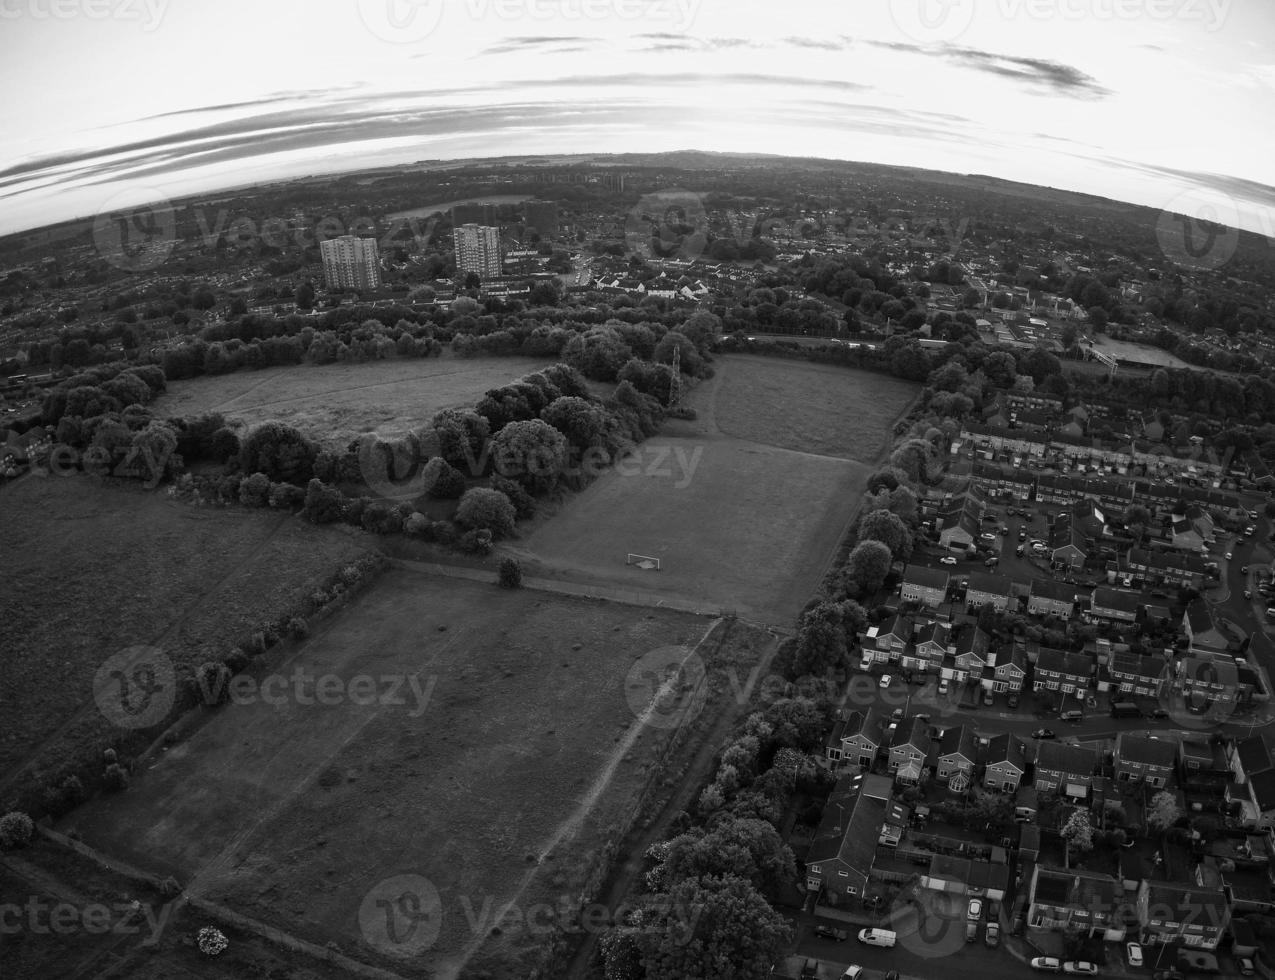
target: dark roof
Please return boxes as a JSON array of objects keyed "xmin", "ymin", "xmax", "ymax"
[
  {"xmin": 1116, "ymin": 733, "xmax": 1178, "ymax": 769},
  {"xmin": 1036, "ymin": 648, "xmax": 1093, "ymax": 678},
  {"xmin": 904, "ymin": 564, "xmax": 950, "ymax": 591},
  {"xmin": 985, "ymin": 733, "xmax": 1027, "ymax": 771},
  {"xmin": 1093, "ymin": 587, "xmax": 1143, "ymax": 615},
  {"xmin": 939, "ymin": 725, "xmax": 976, "ymax": 761},
  {"xmin": 1031, "ymin": 579, "xmax": 1078, "ymax": 602},
  {"xmin": 806, "ymin": 773, "xmax": 889, "ymax": 873},
  {"xmin": 1235, "ymin": 735, "xmax": 1274, "ymax": 775},
  {"xmin": 1034, "ymin": 741, "xmax": 1099, "ymax": 776},
  {"xmin": 1185, "ymin": 598, "xmax": 1216, "ymax": 634}
]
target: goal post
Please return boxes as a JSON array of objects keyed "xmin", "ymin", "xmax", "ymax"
[{"xmin": 625, "ymin": 553, "xmax": 662, "ymax": 571}]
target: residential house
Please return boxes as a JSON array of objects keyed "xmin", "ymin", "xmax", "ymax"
[
  {"xmin": 901, "ymin": 564, "xmax": 950, "ymax": 609},
  {"xmin": 905, "ymin": 621, "xmax": 950, "ymax": 674},
  {"xmin": 864, "ymin": 614, "xmax": 914, "ymax": 664},
  {"xmin": 1105, "ymin": 651, "xmax": 1168, "ymax": 701},
  {"xmin": 1114, "ymin": 733, "xmax": 1177, "ymax": 788},
  {"xmin": 1050, "ymin": 512, "xmax": 1089, "ymax": 569},
  {"xmin": 1135, "ymin": 881, "xmax": 1229, "ymax": 949},
  {"xmin": 1183, "ymin": 600, "xmax": 1228, "ymax": 658},
  {"xmin": 983, "ymin": 733, "xmax": 1028, "ymax": 792},
  {"xmin": 1177, "ymin": 656, "xmax": 1240, "ymax": 712},
  {"xmin": 1033, "ymin": 741, "xmax": 1099, "ymax": 798},
  {"xmin": 1225, "ymin": 734, "xmax": 1275, "ymax": 830},
  {"xmin": 805, "ymin": 772, "xmax": 894, "ymax": 900},
  {"xmin": 952, "ymin": 626, "xmax": 994, "ymax": 681},
  {"xmin": 1028, "ymin": 865, "xmax": 1124, "ymax": 937},
  {"xmin": 1029, "ymin": 579, "xmax": 1078, "ymax": 618},
  {"xmin": 1090, "ymin": 587, "xmax": 1142, "ymax": 624},
  {"xmin": 888, "ymin": 716, "xmax": 934, "ymax": 785},
  {"xmin": 1170, "ymin": 517, "xmax": 1205, "ymax": 552},
  {"xmin": 993, "ymin": 645, "xmax": 1028, "ymax": 694},
  {"xmin": 825, "ymin": 705, "xmax": 891, "ymax": 769},
  {"xmin": 965, "ymin": 570, "xmax": 1015, "ymax": 612},
  {"xmin": 1034, "ymin": 648, "xmax": 1094, "ymax": 702},
  {"xmin": 936, "ymin": 725, "xmax": 977, "ymax": 788}
]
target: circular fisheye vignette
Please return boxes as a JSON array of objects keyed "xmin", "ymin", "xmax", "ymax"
[
  {"xmin": 624, "ymin": 645, "xmax": 708, "ymax": 730},
  {"xmin": 92, "ymin": 187, "xmax": 177, "ymax": 273},
  {"xmin": 93, "ymin": 646, "xmax": 177, "ymax": 730},
  {"xmin": 358, "ymin": 873, "xmax": 443, "ymax": 958}
]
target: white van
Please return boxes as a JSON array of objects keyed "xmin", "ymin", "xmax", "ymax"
[{"xmin": 857, "ymin": 928, "xmax": 897, "ymax": 948}]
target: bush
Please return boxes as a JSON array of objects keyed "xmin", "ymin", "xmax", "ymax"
[
  {"xmin": 302, "ymin": 478, "xmax": 345, "ymax": 524},
  {"xmin": 423, "ymin": 456, "xmax": 467, "ymax": 499},
  {"xmin": 499, "ymin": 557, "xmax": 523, "ymax": 588},
  {"xmin": 286, "ymin": 616, "xmax": 309, "ymax": 639},
  {"xmin": 458, "ymin": 528, "xmax": 494, "ymax": 555},
  {"xmin": 268, "ymin": 482, "xmax": 306, "ymax": 509},
  {"xmin": 42, "ymin": 775, "xmax": 85, "ymax": 816},
  {"xmin": 194, "ymin": 662, "xmax": 232, "ymax": 705},
  {"xmin": 238, "ymin": 472, "xmax": 271, "ymax": 507},
  {"xmin": 208, "ymin": 426, "xmax": 240, "ymax": 463},
  {"xmin": 403, "ymin": 512, "xmax": 429, "ymax": 537},
  {"xmin": 0, "ymin": 812, "xmax": 34, "ymax": 849},
  {"xmin": 197, "ymin": 926, "xmax": 229, "ymax": 956},
  {"xmin": 361, "ymin": 500, "xmax": 404, "ymax": 534},
  {"xmin": 237, "ymin": 421, "xmax": 317, "ymax": 484},
  {"xmin": 103, "ymin": 763, "xmax": 130, "ymax": 792},
  {"xmin": 455, "ymin": 488, "xmax": 517, "ymax": 538}
]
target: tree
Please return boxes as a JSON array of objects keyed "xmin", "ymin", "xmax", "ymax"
[
  {"xmin": 656, "ymin": 818, "xmax": 797, "ymax": 895},
  {"xmin": 295, "ymin": 281, "xmax": 315, "ymax": 310},
  {"xmin": 541, "ymin": 395, "xmax": 608, "ymax": 454},
  {"xmin": 238, "ymin": 421, "xmax": 318, "ymax": 484},
  {"xmin": 889, "ymin": 438, "xmax": 933, "ymax": 484},
  {"xmin": 498, "ymin": 556, "xmax": 522, "ymax": 588},
  {"xmin": 1062, "ymin": 808, "xmax": 1094, "ymax": 853},
  {"xmin": 1060, "ymin": 323, "xmax": 1079, "ymax": 349},
  {"xmin": 561, "ymin": 327, "xmax": 631, "ymax": 381},
  {"xmin": 791, "ymin": 601, "xmax": 855, "ymax": 676},
  {"xmin": 628, "ymin": 874, "xmax": 792, "ymax": 980},
  {"xmin": 302, "ymin": 478, "xmax": 345, "ymax": 524},
  {"xmin": 759, "ymin": 697, "xmax": 829, "ymax": 751},
  {"xmin": 859, "ymin": 508, "xmax": 914, "ymax": 560},
  {"xmin": 843, "ymin": 540, "xmax": 893, "ymax": 596},
  {"xmin": 1147, "ymin": 790, "xmax": 1183, "ymax": 833},
  {"xmin": 455, "ymin": 487, "xmax": 516, "ymax": 537},
  {"xmin": 490, "ymin": 419, "xmax": 568, "ymax": 494}
]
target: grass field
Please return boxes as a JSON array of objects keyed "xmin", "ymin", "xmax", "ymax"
[
  {"xmin": 59, "ymin": 569, "xmax": 765, "ymax": 978},
  {"xmin": 0, "ymin": 476, "xmax": 370, "ymax": 802},
  {"xmin": 712, "ymin": 355, "xmax": 918, "ymax": 463},
  {"xmin": 152, "ymin": 355, "xmax": 552, "ymax": 448},
  {"xmin": 514, "ymin": 355, "xmax": 916, "ymax": 624}
]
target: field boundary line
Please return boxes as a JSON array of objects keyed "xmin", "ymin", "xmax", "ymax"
[{"xmin": 388, "ymin": 557, "xmax": 723, "ymax": 617}]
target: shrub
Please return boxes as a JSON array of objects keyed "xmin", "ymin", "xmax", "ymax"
[
  {"xmin": 499, "ymin": 557, "xmax": 523, "ymax": 589},
  {"xmin": 490, "ymin": 419, "xmax": 568, "ymax": 495},
  {"xmin": 286, "ymin": 616, "xmax": 309, "ymax": 639},
  {"xmin": 238, "ymin": 472, "xmax": 271, "ymax": 507},
  {"xmin": 362, "ymin": 500, "xmax": 404, "ymax": 534},
  {"xmin": 268, "ymin": 482, "xmax": 306, "ymax": 509},
  {"xmin": 160, "ymin": 877, "xmax": 181, "ymax": 899},
  {"xmin": 457, "ymin": 528, "xmax": 494, "ymax": 555},
  {"xmin": 208, "ymin": 426, "xmax": 240, "ymax": 463},
  {"xmin": 490, "ymin": 474, "xmax": 535, "ymax": 519},
  {"xmin": 194, "ymin": 662, "xmax": 232, "ymax": 705},
  {"xmin": 197, "ymin": 926, "xmax": 229, "ymax": 956},
  {"xmin": 42, "ymin": 776, "xmax": 85, "ymax": 815},
  {"xmin": 237, "ymin": 421, "xmax": 317, "ymax": 484},
  {"xmin": 403, "ymin": 512, "xmax": 429, "ymax": 537},
  {"xmin": 224, "ymin": 647, "xmax": 250, "ymax": 672},
  {"xmin": 0, "ymin": 812, "xmax": 34, "ymax": 849},
  {"xmin": 302, "ymin": 478, "xmax": 345, "ymax": 524},
  {"xmin": 103, "ymin": 763, "xmax": 130, "ymax": 792},
  {"xmin": 423, "ymin": 456, "xmax": 467, "ymax": 499},
  {"xmin": 455, "ymin": 488, "xmax": 517, "ymax": 538}
]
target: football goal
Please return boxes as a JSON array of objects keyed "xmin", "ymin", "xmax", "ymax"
[{"xmin": 625, "ymin": 553, "xmax": 662, "ymax": 571}]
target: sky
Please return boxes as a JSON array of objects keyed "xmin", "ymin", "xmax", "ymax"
[{"xmin": 1, "ymin": 0, "xmax": 1274, "ymax": 239}]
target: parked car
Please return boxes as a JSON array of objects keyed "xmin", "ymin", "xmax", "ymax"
[
  {"xmin": 856, "ymin": 928, "xmax": 896, "ymax": 947},
  {"xmin": 884, "ymin": 973, "xmax": 899, "ymax": 980},
  {"xmin": 966, "ymin": 921, "xmax": 978, "ymax": 942},
  {"xmin": 879, "ymin": 675, "xmax": 893, "ymax": 689},
  {"xmin": 1238, "ymin": 958, "xmax": 1255, "ymax": 976},
  {"xmin": 859, "ymin": 653, "xmax": 873, "ymax": 671},
  {"xmin": 967, "ymin": 897, "xmax": 983, "ymax": 920},
  {"xmin": 985, "ymin": 921, "xmax": 1001, "ymax": 948},
  {"xmin": 985, "ymin": 557, "xmax": 999, "ymax": 568},
  {"xmin": 1246, "ymin": 590, "xmax": 1253, "ymax": 599},
  {"xmin": 1149, "ymin": 708, "xmax": 1169, "ymax": 719},
  {"xmin": 940, "ymin": 556, "xmax": 958, "ymax": 565},
  {"xmin": 801, "ymin": 959, "xmax": 819, "ymax": 979},
  {"xmin": 1032, "ymin": 958, "xmax": 1063, "ymax": 972},
  {"xmin": 983, "ymin": 689, "xmax": 994, "ymax": 706},
  {"xmin": 1060, "ymin": 710, "xmax": 1084, "ymax": 722},
  {"xmin": 1127, "ymin": 943, "xmax": 1144, "ymax": 967},
  {"xmin": 1019, "ymin": 529, "xmax": 1027, "ymax": 541},
  {"xmin": 841, "ymin": 968, "xmax": 864, "ymax": 980},
  {"xmin": 1064, "ymin": 962, "xmax": 1099, "ymax": 975},
  {"xmin": 1007, "ymin": 693, "xmax": 1019, "ymax": 708},
  {"xmin": 980, "ymin": 532, "xmax": 997, "ymax": 540},
  {"xmin": 999, "ymin": 525, "xmax": 1010, "ymax": 534},
  {"xmin": 1226, "ymin": 552, "xmax": 1234, "ymax": 560},
  {"xmin": 938, "ymin": 678, "xmax": 950, "ymax": 695},
  {"xmin": 1033, "ymin": 728, "xmax": 1056, "ymax": 739},
  {"xmin": 1242, "ymin": 565, "xmax": 1249, "ymax": 573},
  {"xmin": 814, "ymin": 924, "xmax": 848, "ymax": 942}
]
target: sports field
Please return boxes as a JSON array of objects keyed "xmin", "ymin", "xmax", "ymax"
[
  {"xmin": 59, "ymin": 569, "xmax": 764, "ymax": 978},
  {"xmin": 515, "ymin": 355, "xmax": 917, "ymax": 623},
  {"xmin": 152, "ymin": 355, "xmax": 551, "ymax": 447}
]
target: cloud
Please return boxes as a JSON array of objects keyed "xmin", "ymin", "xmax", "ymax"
[
  {"xmin": 861, "ymin": 39, "xmax": 1108, "ymax": 97},
  {"xmin": 478, "ymin": 35, "xmax": 596, "ymax": 56},
  {"xmin": 782, "ymin": 36, "xmax": 847, "ymax": 51}
]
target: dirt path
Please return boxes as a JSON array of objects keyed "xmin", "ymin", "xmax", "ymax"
[{"xmin": 556, "ymin": 621, "xmax": 781, "ymax": 980}]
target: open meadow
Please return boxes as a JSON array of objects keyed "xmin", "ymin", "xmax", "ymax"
[
  {"xmin": 515, "ymin": 355, "xmax": 918, "ymax": 624},
  {"xmin": 0, "ymin": 475, "xmax": 371, "ymax": 804},
  {"xmin": 59, "ymin": 568, "xmax": 771, "ymax": 978},
  {"xmin": 152, "ymin": 355, "xmax": 552, "ymax": 448}
]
